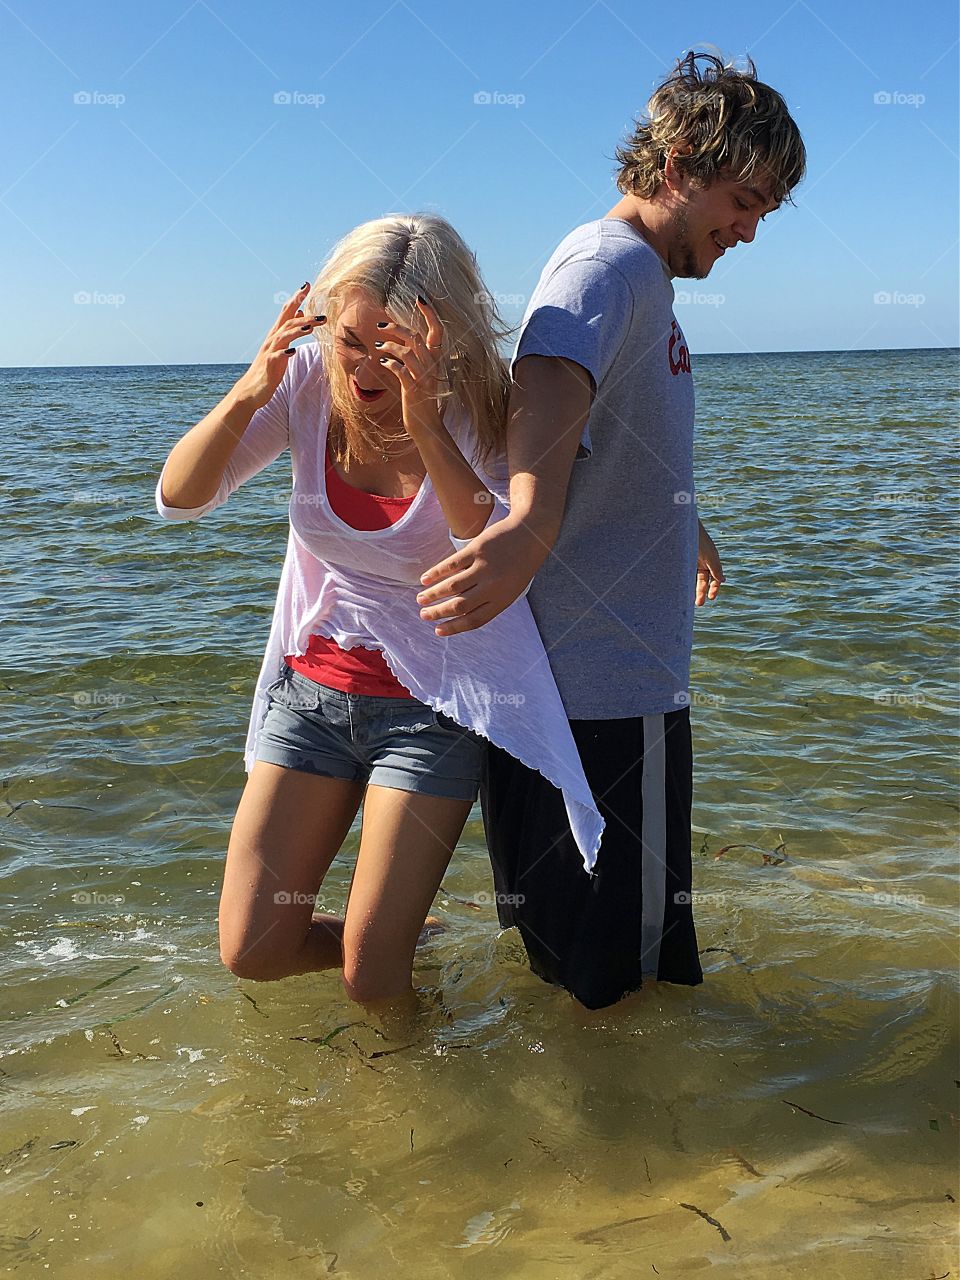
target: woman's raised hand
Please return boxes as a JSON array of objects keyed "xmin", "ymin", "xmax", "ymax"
[
  {"xmin": 374, "ymin": 297, "xmax": 448, "ymax": 435},
  {"xmin": 233, "ymin": 283, "xmax": 326, "ymax": 410}
]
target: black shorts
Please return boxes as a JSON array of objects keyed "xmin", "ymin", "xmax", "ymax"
[{"xmin": 480, "ymin": 707, "xmax": 703, "ymax": 1009}]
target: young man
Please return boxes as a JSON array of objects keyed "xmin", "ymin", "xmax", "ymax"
[{"xmin": 416, "ymin": 51, "xmax": 807, "ymax": 1008}]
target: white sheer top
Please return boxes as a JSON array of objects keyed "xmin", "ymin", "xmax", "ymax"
[{"xmin": 154, "ymin": 342, "xmax": 604, "ymax": 872}]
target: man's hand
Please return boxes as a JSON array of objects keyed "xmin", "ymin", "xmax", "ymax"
[
  {"xmin": 696, "ymin": 519, "xmax": 725, "ymax": 606},
  {"xmin": 415, "ymin": 353, "xmax": 592, "ymax": 636},
  {"xmin": 416, "ymin": 513, "xmax": 547, "ymax": 636}
]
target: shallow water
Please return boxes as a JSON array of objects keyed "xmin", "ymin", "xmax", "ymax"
[{"xmin": 1, "ymin": 349, "xmax": 957, "ymax": 1277}]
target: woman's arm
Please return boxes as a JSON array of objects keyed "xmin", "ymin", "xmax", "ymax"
[
  {"xmin": 159, "ymin": 387, "xmax": 262, "ymax": 510},
  {"xmin": 403, "ymin": 421, "xmax": 497, "ymax": 541},
  {"xmin": 156, "ymin": 285, "xmax": 324, "ymax": 519},
  {"xmin": 376, "ymin": 299, "xmax": 496, "ymax": 541}
]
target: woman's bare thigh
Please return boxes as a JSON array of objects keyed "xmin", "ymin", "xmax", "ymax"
[
  {"xmin": 341, "ymin": 784, "xmax": 474, "ymax": 1002},
  {"xmin": 219, "ymin": 760, "xmax": 366, "ymax": 977}
]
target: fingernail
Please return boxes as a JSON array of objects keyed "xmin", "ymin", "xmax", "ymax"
[
  {"xmin": 285, "ymin": 347, "xmax": 296, "ymax": 355},
  {"xmin": 379, "ymin": 357, "xmax": 388, "ymax": 363},
  {"xmin": 300, "ymin": 281, "xmax": 309, "ymax": 289},
  {"xmin": 374, "ymin": 341, "xmax": 384, "ymax": 348},
  {"xmin": 313, "ymin": 315, "xmax": 326, "ymax": 323},
  {"xmin": 300, "ymin": 325, "xmax": 310, "ymax": 331},
  {"xmin": 376, "ymin": 321, "xmax": 388, "ymax": 329},
  {"xmin": 417, "ymin": 294, "xmax": 427, "ymax": 304}
]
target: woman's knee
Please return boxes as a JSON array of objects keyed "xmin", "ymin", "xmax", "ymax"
[
  {"xmin": 219, "ymin": 929, "xmax": 295, "ymax": 981},
  {"xmin": 341, "ymin": 952, "xmax": 412, "ymax": 1004}
]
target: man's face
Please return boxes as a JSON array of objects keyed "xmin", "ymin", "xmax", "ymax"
[{"xmin": 665, "ymin": 169, "xmax": 780, "ymax": 279}]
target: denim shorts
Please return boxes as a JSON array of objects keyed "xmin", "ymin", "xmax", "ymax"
[{"xmin": 253, "ymin": 661, "xmax": 484, "ymax": 802}]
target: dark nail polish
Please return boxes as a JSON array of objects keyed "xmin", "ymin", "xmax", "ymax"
[
  {"xmin": 379, "ymin": 356, "xmax": 388, "ymax": 363},
  {"xmin": 285, "ymin": 347, "xmax": 296, "ymax": 355},
  {"xmin": 300, "ymin": 281, "xmax": 309, "ymax": 289},
  {"xmin": 376, "ymin": 321, "xmax": 388, "ymax": 328},
  {"xmin": 300, "ymin": 325, "xmax": 310, "ymax": 331},
  {"xmin": 313, "ymin": 315, "xmax": 326, "ymax": 323},
  {"xmin": 417, "ymin": 293, "xmax": 427, "ymax": 304},
  {"xmin": 374, "ymin": 341, "xmax": 384, "ymax": 348}
]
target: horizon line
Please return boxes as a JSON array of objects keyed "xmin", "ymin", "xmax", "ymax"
[{"xmin": 2, "ymin": 344, "xmax": 957, "ymax": 372}]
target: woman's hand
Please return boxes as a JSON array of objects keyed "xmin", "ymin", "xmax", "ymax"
[
  {"xmin": 373, "ymin": 297, "xmax": 448, "ymax": 436},
  {"xmin": 696, "ymin": 519, "xmax": 725, "ymax": 606},
  {"xmin": 232, "ymin": 282, "xmax": 326, "ymax": 411}
]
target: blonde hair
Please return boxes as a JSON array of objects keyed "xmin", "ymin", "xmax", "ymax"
[
  {"xmin": 305, "ymin": 213, "xmax": 512, "ymax": 469},
  {"xmin": 615, "ymin": 51, "xmax": 806, "ymax": 206}
]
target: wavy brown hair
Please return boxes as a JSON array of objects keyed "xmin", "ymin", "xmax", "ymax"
[
  {"xmin": 305, "ymin": 213, "xmax": 512, "ymax": 470},
  {"xmin": 615, "ymin": 51, "xmax": 806, "ymax": 206}
]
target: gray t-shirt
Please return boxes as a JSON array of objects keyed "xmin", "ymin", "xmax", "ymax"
[{"xmin": 511, "ymin": 218, "xmax": 697, "ymax": 719}]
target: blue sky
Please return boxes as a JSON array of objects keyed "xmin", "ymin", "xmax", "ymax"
[{"xmin": 2, "ymin": 0, "xmax": 957, "ymax": 366}]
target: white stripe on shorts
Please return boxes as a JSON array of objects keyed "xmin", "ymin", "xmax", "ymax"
[{"xmin": 639, "ymin": 713, "xmax": 667, "ymax": 977}]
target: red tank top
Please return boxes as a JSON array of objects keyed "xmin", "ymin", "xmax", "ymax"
[{"xmin": 284, "ymin": 445, "xmax": 417, "ymax": 697}]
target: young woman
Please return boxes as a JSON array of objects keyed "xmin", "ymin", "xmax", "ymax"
[{"xmin": 155, "ymin": 214, "xmax": 604, "ymax": 1008}]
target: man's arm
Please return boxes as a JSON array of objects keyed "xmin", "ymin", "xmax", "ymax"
[{"xmin": 415, "ymin": 354, "xmax": 593, "ymax": 636}]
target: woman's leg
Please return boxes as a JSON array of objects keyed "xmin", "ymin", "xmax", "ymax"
[
  {"xmin": 219, "ymin": 760, "xmax": 366, "ymax": 980},
  {"xmin": 340, "ymin": 785, "xmax": 473, "ymax": 1005}
]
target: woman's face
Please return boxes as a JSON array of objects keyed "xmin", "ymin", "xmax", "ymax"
[{"xmin": 331, "ymin": 285, "xmax": 405, "ymax": 424}]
